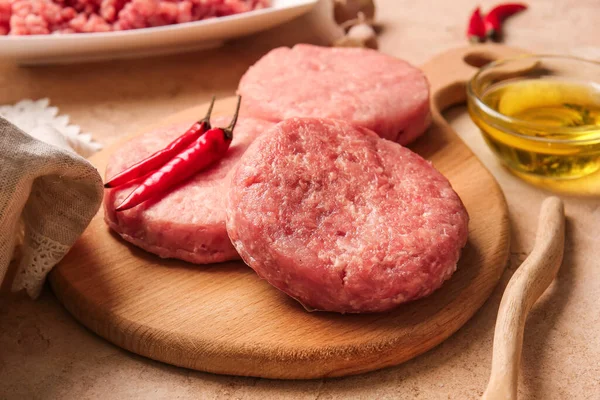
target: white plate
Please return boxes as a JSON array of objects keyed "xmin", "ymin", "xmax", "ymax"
[{"xmin": 0, "ymin": 0, "xmax": 317, "ymax": 65}]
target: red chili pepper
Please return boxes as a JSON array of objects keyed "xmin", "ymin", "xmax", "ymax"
[
  {"xmin": 104, "ymin": 96, "xmax": 216, "ymax": 188},
  {"xmin": 115, "ymin": 96, "xmax": 241, "ymax": 212},
  {"xmin": 467, "ymin": 7, "xmax": 486, "ymax": 43},
  {"xmin": 484, "ymin": 3, "xmax": 528, "ymax": 40}
]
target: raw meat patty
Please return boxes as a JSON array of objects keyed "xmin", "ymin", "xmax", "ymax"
[
  {"xmin": 226, "ymin": 118, "xmax": 469, "ymax": 313},
  {"xmin": 104, "ymin": 116, "xmax": 274, "ymax": 264},
  {"xmin": 237, "ymin": 44, "xmax": 431, "ymax": 145}
]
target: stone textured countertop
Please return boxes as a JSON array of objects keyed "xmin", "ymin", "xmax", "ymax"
[{"xmin": 1, "ymin": 1, "xmax": 599, "ymax": 399}]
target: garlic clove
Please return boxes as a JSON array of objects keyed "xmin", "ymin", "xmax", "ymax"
[
  {"xmin": 340, "ymin": 14, "xmax": 375, "ymax": 31},
  {"xmin": 346, "ymin": 23, "xmax": 378, "ymax": 49}
]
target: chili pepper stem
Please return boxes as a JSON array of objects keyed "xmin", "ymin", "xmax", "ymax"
[
  {"xmin": 224, "ymin": 95, "xmax": 242, "ymax": 140},
  {"xmin": 469, "ymin": 36, "xmax": 483, "ymax": 44},
  {"xmin": 201, "ymin": 95, "xmax": 216, "ymax": 124}
]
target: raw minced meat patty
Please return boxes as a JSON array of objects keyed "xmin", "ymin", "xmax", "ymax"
[
  {"xmin": 226, "ymin": 118, "xmax": 469, "ymax": 313},
  {"xmin": 104, "ymin": 116, "xmax": 274, "ymax": 264},
  {"xmin": 0, "ymin": 0, "xmax": 269, "ymax": 35},
  {"xmin": 237, "ymin": 44, "xmax": 431, "ymax": 145}
]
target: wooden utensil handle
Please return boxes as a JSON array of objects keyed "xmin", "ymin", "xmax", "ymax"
[
  {"xmin": 420, "ymin": 44, "xmax": 528, "ymax": 114},
  {"xmin": 482, "ymin": 197, "xmax": 565, "ymax": 400}
]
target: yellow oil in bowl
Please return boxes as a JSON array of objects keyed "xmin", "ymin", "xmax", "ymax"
[{"xmin": 467, "ymin": 56, "xmax": 600, "ymax": 180}]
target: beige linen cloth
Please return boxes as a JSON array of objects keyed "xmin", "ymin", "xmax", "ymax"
[{"xmin": 0, "ymin": 116, "xmax": 103, "ymax": 298}]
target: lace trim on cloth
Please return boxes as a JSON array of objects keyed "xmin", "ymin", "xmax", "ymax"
[
  {"xmin": 0, "ymin": 98, "xmax": 102, "ymax": 157},
  {"xmin": 0, "ymin": 116, "xmax": 104, "ymax": 298},
  {"xmin": 12, "ymin": 227, "xmax": 70, "ymax": 298}
]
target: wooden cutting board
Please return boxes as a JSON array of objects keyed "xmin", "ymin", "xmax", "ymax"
[{"xmin": 49, "ymin": 44, "xmax": 522, "ymax": 379}]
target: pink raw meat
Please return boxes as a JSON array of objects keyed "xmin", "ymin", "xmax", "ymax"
[
  {"xmin": 104, "ymin": 116, "xmax": 274, "ymax": 264},
  {"xmin": 227, "ymin": 118, "xmax": 469, "ymax": 313},
  {"xmin": 237, "ymin": 44, "xmax": 432, "ymax": 145},
  {"xmin": 0, "ymin": 0, "xmax": 270, "ymax": 35},
  {"xmin": 0, "ymin": 0, "xmax": 10, "ymax": 34},
  {"xmin": 9, "ymin": 0, "xmax": 69, "ymax": 34}
]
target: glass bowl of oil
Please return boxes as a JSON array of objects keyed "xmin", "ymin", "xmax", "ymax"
[{"xmin": 467, "ymin": 55, "xmax": 600, "ymax": 180}]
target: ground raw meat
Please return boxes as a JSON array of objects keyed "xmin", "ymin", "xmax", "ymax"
[
  {"xmin": 0, "ymin": 0, "xmax": 269, "ymax": 35},
  {"xmin": 237, "ymin": 44, "xmax": 432, "ymax": 146},
  {"xmin": 104, "ymin": 116, "xmax": 274, "ymax": 264},
  {"xmin": 226, "ymin": 118, "xmax": 469, "ymax": 313},
  {"xmin": 0, "ymin": 0, "xmax": 12, "ymax": 34}
]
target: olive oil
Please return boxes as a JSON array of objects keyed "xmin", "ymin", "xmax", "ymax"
[{"xmin": 469, "ymin": 78, "xmax": 600, "ymax": 179}]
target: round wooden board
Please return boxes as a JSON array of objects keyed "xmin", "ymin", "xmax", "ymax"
[{"xmin": 50, "ymin": 45, "xmax": 523, "ymax": 379}]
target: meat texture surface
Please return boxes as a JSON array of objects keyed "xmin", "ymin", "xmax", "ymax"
[
  {"xmin": 237, "ymin": 44, "xmax": 431, "ymax": 145},
  {"xmin": 227, "ymin": 118, "xmax": 469, "ymax": 313},
  {"xmin": 1, "ymin": 0, "xmax": 269, "ymax": 35},
  {"xmin": 105, "ymin": 116, "xmax": 274, "ymax": 264}
]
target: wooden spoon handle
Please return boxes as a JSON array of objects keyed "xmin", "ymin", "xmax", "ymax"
[{"xmin": 482, "ymin": 197, "xmax": 565, "ymax": 400}]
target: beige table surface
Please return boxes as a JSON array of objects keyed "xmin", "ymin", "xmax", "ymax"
[{"xmin": 1, "ymin": 1, "xmax": 599, "ymax": 399}]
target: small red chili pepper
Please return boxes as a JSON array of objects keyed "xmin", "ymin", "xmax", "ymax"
[
  {"xmin": 484, "ymin": 3, "xmax": 528, "ymax": 40},
  {"xmin": 467, "ymin": 7, "xmax": 486, "ymax": 43},
  {"xmin": 115, "ymin": 96, "xmax": 241, "ymax": 212},
  {"xmin": 104, "ymin": 96, "xmax": 216, "ymax": 189}
]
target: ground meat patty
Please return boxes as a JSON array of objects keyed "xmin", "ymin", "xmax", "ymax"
[
  {"xmin": 237, "ymin": 44, "xmax": 431, "ymax": 145},
  {"xmin": 226, "ymin": 118, "xmax": 469, "ymax": 313},
  {"xmin": 104, "ymin": 116, "xmax": 274, "ymax": 264}
]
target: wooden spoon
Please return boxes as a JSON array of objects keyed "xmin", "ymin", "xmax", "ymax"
[{"xmin": 482, "ymin": 196, "xmax": 565, "ymax": 400}]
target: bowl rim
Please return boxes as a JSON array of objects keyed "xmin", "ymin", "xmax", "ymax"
[{"xmin": 467, "ymin": 54, "xmax": 600, "ymax": 145}]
